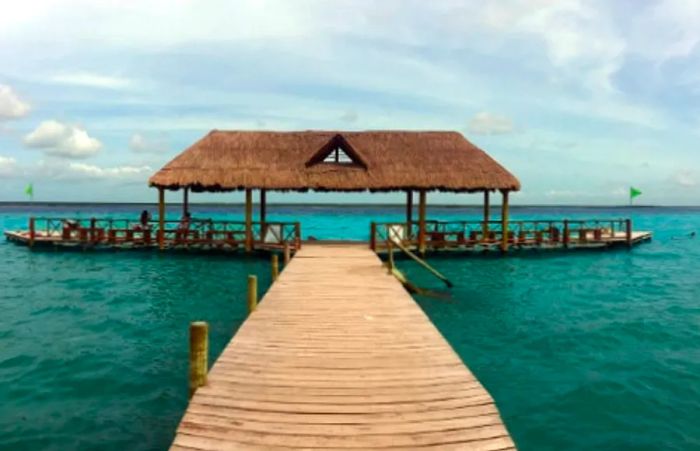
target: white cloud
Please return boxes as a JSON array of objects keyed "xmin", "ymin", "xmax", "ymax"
[
  {"xmin": 631, "ymin": 0, "xmax": 700, "ymax": 62},
  {"xmin": 467, "ymin": 112, "xmax": 514, "ymax": 135},
  {"xmin": 673, "ymin": 170, "xmax": 697, "ymax": 187},
  {"xmin": 0, "ymin": 84, "xmax": 30, "ymax": 119},
  {"xmin": 49, "ymin": 72, "xmax": 131, "ymax": 89},
  {"xmin": 24, "ymin": 120, "xmax": 102, "ymax": 158},
  {"xmin": 0, "ymin": 155, "xmax": 18, "ymax": 176},
  {"xmin": 129, "ymin": 133, "xmax": 168, "ymax": 153},
  {"xmin": 67, "ymin": 162, "xmax": 152, "ymax": 179}
]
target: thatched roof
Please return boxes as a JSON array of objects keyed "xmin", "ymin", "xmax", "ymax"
[{"xmin": 149, "ymin": 130, "xmax": 520, "ymax": 192}]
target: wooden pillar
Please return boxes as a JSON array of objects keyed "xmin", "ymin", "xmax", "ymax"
[
  {"xmin": 247, "ymin": 275, "xmax": 258, "ymax": 314},
  {"xmin": 260, "ymin": 189, "xmax": 267, "ymax": 225},
  {"xmin": 158, "ymin": 187, "xmax": 165, "ymax": 250},
  {"xmin": 500, "ymin": 190, "xmax": 510, "ymax": 252},
  {"xmin": 183, "ymin": 187, "xmax": 189, "ymax": 216},
  {"xmin": 563, "ymin": 220, "xmax": 570, "ymax": 247},
  {"xmin": 418, "ymin": 190, "xmax": 427, "ymax": 254},
  {"xmin": 406, "ymin": 191, "xmax": 413, "ymax": 238},
  {"xmin": 245, "ymin": 189, "xmax": 253, "ymax": 252},
  {"xmin": 28, "ymin": 217, "xmax": 35, "ymax": 248},
  {"xmin": 483, "ymin": 190, "xmax": 490, "ymax": 239},
  {"xmin": 189, "ymin": 321, "xmax": 208, "ymax": 398},
  {"xmin": 387, "ymin": 239, "xmax": 394, "ymax": 274},
  {"xmin": 370, "ymin": 222, "xmax": 377, "ymax": 251},
  {"xmin": 90, "ymin": 217, "xmax": 96, "ymax": 243}
]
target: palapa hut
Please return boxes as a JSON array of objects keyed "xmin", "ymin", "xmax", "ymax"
[{"xmin": 149, "ymin": 130, "xmax": 520, "ymax": 251}]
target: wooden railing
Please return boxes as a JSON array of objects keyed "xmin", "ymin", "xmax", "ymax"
[
  {"xmin": 371, "ymin": 219, "xmax": 633, "ymax": 251},
  {"xmin": 26, "ymin": 217, "xmax": 302, "ymax": 250}
]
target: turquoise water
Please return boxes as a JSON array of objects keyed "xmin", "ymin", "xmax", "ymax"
[{"xmin": 1, "ymin": 204, "xmax": 699, "ymax": 450}]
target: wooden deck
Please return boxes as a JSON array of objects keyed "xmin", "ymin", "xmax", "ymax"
[{"xmin": 172, "ymin": 244, "xmax": 515, "ymax": 450}]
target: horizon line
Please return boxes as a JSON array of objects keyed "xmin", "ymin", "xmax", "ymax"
[{"xmin": 0, "ymin": 201, "xmax": 697, "ymax": 208}]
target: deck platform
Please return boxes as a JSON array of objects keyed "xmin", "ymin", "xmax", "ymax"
[{"xmin": 171, "ymin": 244, "xmax": 515, "ymax": 450}]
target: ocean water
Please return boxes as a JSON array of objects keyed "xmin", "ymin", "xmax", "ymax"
[{"xmin": 1, "ymin": 204, "xmax": 699, "ymax": 450}]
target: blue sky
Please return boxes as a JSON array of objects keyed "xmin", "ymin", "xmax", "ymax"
[{"xmin": 0, "ymin": 0, "xmax": 699, "ymax": 205}]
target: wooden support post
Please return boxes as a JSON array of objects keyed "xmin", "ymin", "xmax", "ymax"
[
  {"xmin": 247, "ymin": 275, "xmax": 258, "ymax": 314},
  {"xmin": 483, "ymin": 190, "xmax": 490, "ymax": 240},
  {"xmin": 260, "ymin": 189, "xmax": 267, "ymax": 225},
  {"xmin": 271, "ymin": 254, "xmax": 279, "ymax": 282},
  {"xmin": 626, "ymin": 219, "xmax": 632, "ymax": 247},
  {"xmin": 189, "ymin": 321, "xmax": 208, "ymax": 398},
  {"xmin": 28, "ymin": 217, "xmax": 35, "ymax": 248},
  {"xmin": 183, "ymin": 187, "xmax": 189, "ymax": 216},
  {"xmin": 387, "ymin": 239, "xmax": 394, "ymax": 274},
  {"xmin": 563, "ymin": 220, "xmax": 570, "ymax": 247},
  {"xmin": 418, "ymin": 190, "xmax": 427, "ymax": 255},
  {"xmin": 501, "ymin": 190, "xmax": 510, "ymax": 252},
  {"xmin": 406, "ymin": 191, "xmax": 413, "ymax": 238},
  {"xmin": 245, "ymin": 189, "xmax": 253, "ymax": 252},
  {"xmin": 370, "ymin": 222, "xmax": 377, "ymax": 251},
  {"xmin": 158, "ymin": 187, "xmax": 165, "ymax": 250},
  {"xmin": 283, "ymin": 242, "xmax": 291, "ymax": 265}
]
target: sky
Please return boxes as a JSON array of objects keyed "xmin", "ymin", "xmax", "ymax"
[{"xmin": 0, "ymin": 0, "xmax": 699, "ymax": 205}]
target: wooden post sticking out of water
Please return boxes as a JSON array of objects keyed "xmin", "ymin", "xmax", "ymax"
[
  {"xmin": 189, "ymin": 321, "xmax": 208, "ymax": 398},
  {"xmin": 158, "ymin": 187, "xmax": 165, "ymax": 250},
  {"xmin": 500, "ymin": 190, "xmax": 510, "ymax": 252},
  {"xmin": 418, "ymin": 190, "xmax": 427, "ymax": 255},
  {"xmin": 271, "ymin": 254, "xmax": 279, "ymax": 282},
  {"xmin": 28, "ymin": 217, "xmax": 35, "ymax": 248},
  {"xmin": 563, "ymin": 220, "xmax": 570, "ymax": 247},
  {"xmin": 626, "ymin": 219, "xmax": 632, "ymax": 247},
  {"xmin": 248, "ymin": 275, "xmax": 258, "ymax": 314},
  {"xmin": 245, "ymin": 189, "xmax": 253, "ymax": 252},
  {"xmin": 483, "ymin": 190, "xmax": 490, "ymax": 241}
]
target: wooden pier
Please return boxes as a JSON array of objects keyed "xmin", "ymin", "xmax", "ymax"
[{"xmin": 172, "ymin": 244, "xmax": 515, "ymax": 450}]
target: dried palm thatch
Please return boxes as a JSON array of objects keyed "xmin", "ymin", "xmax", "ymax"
[{"xmin": 149, "ymin": 130, "xmax": 520, "ymax": 192}]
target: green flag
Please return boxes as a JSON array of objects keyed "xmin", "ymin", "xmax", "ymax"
[
  {"xmin": 25, "ymin": 183, "xmax": 33, "ymax": 200},
  {"xmin": 630, "ymin": 186, "xmax": 642, "ymax": 204}
]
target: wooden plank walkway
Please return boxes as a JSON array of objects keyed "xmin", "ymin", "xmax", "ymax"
[{"xmin": 171, "ymin": 244, "xmax": 515, "ymax": 450}]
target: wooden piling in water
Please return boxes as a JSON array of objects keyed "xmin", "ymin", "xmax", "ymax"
[
  {"xmin": 248, "ymin": 275, "xmax": 258, "ymax": 314},
  {"xmin": 500, "ymin": 190, "xmax": 510, "ymax": 252},
  {"xmin": 28, "ymin": 217, "xmax": 35, "ymax": 248},
  {"xmin": 189, "ymin": 321, "xmax": 208, "ymax": 398},
  {"xmin": 370, "ymin": 222, "xmax": 377, "ymax": 251},
  {"xmin": 271, "ymin": 254, "xmax": 279, "ymax": 282}
]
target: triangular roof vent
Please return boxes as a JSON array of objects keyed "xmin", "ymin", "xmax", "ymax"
[{"xmin": 306, "ymin": 134, "xmax": 368, "ymax": 169}]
